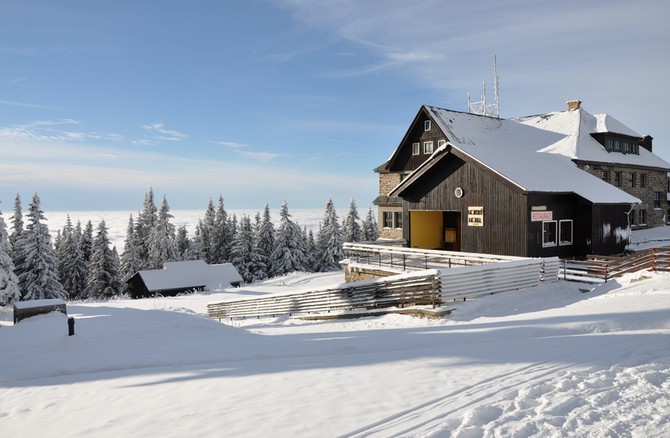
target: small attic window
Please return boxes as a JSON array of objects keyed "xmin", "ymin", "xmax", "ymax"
[
  {"xmin": 602, "ymin": 136, "xmax": 639, "ymax": 155},
  {"xmin": 424, "ymin": 120, "xmax": 431, "ymax": 131}
]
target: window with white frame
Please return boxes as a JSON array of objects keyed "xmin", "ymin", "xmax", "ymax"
[
  {"xmin": 393, "ymin": 212, "xmax": 403, "ymax": 229},
  {"xmin": 412, "ymin": 142, "xmax": 420, "ymax": 155},
  {"xmin": 423, "ymin": 141, "xmax": 434, "ymax": 154},
  {"xmin": 438, "ymin": 139, "xmax": 446, "ymax": 148},
  {"xmin": 559, "ymin": 220, "xmax": 573, "ymax": 246},
  {"xmin": 382, "ymin": 211, "xmax": 393, "ymax": 228},
  {"xmin": 424, "ymin": 120, "xmax": 431, "ymax": 131},
  {"xmin": 542, "ymin": 220, "xmax": 557, "ymax": 247}
]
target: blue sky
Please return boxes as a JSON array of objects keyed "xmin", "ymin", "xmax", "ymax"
[{"xmin": 1, "ymin": 0, "xmax": 669, "ymax": 212}]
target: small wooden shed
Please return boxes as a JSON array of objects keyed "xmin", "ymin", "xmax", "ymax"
[{"xmin": 126, "ymin": 260, "xmax": 243, "ymax": 299}]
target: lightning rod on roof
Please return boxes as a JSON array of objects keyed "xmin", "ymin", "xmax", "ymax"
[{"xmin": 468, "ymin": 55, "xmax": 500, "ymax": 118}]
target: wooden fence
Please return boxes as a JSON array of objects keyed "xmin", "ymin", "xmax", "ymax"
[
  {"xmin": 207, "ymin": 270, "xmax": 441, "ymax": 320},
  {"xmin": 440, "ymin": 258, "xmax": 559, "ymax": 301},
  {"xmin": 560, "ymin": 246, "xmax": 670, "ymax": 283}
]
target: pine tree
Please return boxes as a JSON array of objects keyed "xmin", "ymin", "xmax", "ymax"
[
  {"xmin": 120, "ymin": 215, "xmax": 143, "ymax": 280},
  {"xmin": 211, "ymin": 195, "xmax": 232, "ymax": 264},
  {"xmin": 315, "ymin": 198, "xmax": 344, "ymax": 271},
  {"xmin": 0, "ymin": 205, "xmax": 20, "ymax": 305},
  {"xmin": 134, "ymin": 188, "xmax": 158, "ymax": 268},
  {"xmin": 362, "ymin": 207, "xmax": 379, "ymax": 241},
  {"xmin": 175, "ymin": 226, "xmax": 197, "ymax": 260},
  {"xmin": 254, "ymin": 203, "xmax": 275, "ymax": 278},
  {"xmin": 270, "ymin": 202, "xmax": 306, "ymax": 276},
  {"xmin": 303, "ymin": 226, "xmax": 318, "ymax": 272},
  {"xmin": 230, "ymin": 215, "xmax": 263, "ymax": 283},
  {"xmin": 80, "ymin": 220, "xmax": 94, "ymax": 265},
  {"xmin": 194, "ymin": 198, "xmax": 216, "ymax": 263},
  {"xmin": 83, "ymin": 220, "xmax": 122, "ymax": 300},
  {"xmin": 9, "ymin": 193, "xmax": 24, "ymax": 273},
  {"xmin": 147, "ymin": 195, "xmax": 177, "ymax": 268},
  {"xmin": 16, "ymin": 193, "xmax": 66, "ymax": 301},
  {"xmin": 56, "ymin": 216, "xmax": 87, "ymax": 299},
  {"xmin": 342, "ymin": 198, "xmax": 363, "ymax": 242}
]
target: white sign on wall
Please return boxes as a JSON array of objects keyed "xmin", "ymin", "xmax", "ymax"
[{"xmin": 467, "ymin": 206, "xmax": 484, "ymax": 227}]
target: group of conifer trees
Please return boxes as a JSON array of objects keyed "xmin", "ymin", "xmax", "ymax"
[{"xmin": 0, "ymin": 189, "xmax": 378, "ymax": 305}]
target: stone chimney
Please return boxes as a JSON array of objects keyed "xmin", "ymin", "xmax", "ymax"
[
  {"xmin": 566, "ymin": 100, "xmax": 582, "ymax": 111},
  {"xmin": 642, "ymin": 135, "xmax": 653, "ymax": 152}
]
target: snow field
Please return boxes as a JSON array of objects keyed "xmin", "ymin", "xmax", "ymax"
[{"xmin": 1, "ymin": 268, "xmax": 669, "ymax": 437}]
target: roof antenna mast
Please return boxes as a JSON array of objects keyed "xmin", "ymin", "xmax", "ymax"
[{"xmin": 468, "ymin": 55, "xmax": 500, "ymax": 118}]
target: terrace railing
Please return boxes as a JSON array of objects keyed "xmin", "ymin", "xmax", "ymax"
[
  {"xmin": 560, "ymin": 246, "xmax": 670, "ymax": 283},
  {"xmin": 343, "ymin": 242, "xmax": 524, "ymax": 272}
]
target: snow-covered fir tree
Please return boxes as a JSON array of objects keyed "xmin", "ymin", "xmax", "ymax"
[
  {"xmin": 362, "ymin": 207, "xmax": 379, "ymax": 241},
  {"xmin": 254, "ymin": 203, "xmax": 275, "ymax": 279},
  {"xmin": 176, "ymin": 226, "xmax": 199, "ymax": 260},
  {"xmin": 120, "ymin": 214, "xmax": 143, "ymax": 281},
  {"xmin": 303, "ymin": 226, "xmax": 318, "ymax": 272},
  {"xmin": 16, "ymin": 193, "xmax": 66, "ymax": 301},
  {"xmin": 230, "ymin": 215, "xmax": 265, "ymax": 283},
  {"xmin": 249, "ymin": 213, "xmax": 268, "ymax": 282},
  {"xmin": 342, "ymin": 198, "xmax": 363, "ymax": 242},
  {"xmin": 194, "ymin": 198, "xmax": 216, "ymax": 263},
  {"xmin": 56, "ymin": 217, "xmax": 88, "ymax": 299},
  {"xmin": 270, "ymin": 202, "xmax": 306, "ymax": 276},
  {"xmin": 315, "ymin": 198, "xmax": 344, "ymax": 272},
  {"xmin": 147, "ymin": 195, "xmax": 177, "ymax": 269},
  {"xmin": 9, "ymin": 193, "xmax": 24, "ymax": 273},
  {"xmin": 133, "ymin": 188, "xmax": 158, "ymax": 269},
  {"xmin": 211, "ymin": 195, "xmax": 233, "ymax": 264},
  {"xmin": 83, "ymin": 220, "xmax": 122, "ymax": 300},
  {"xmin": 0, "ymin": 205, "xmax": 20, "ymax": 305},
  {"xmin": 80, "ymin": 220, "xmax": 94, "ymax": 266}
]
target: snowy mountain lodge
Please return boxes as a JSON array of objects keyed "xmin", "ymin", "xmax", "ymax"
[
  {"xmin": 374, "ymin": 101, "xmax": 670, "ymax": 258},
  {"xmin": 126, "ymin": 260, "xmax": 243, "ymax": 298}
]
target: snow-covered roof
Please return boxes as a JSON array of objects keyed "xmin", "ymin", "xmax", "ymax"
[
  {"xmin": 411, "ymin": 106, "xmax": 641, "ymax": 204},
  {"xmin": 137, "ymin": 260, "xmax": 243, "ymax": 291},
  {"xmin": 13, "ymin": 298, "xmax": 66, "ymax": 309},
  {"xmin": 516, "ymin": 109, "xmax": 670, "ymax": 170}
]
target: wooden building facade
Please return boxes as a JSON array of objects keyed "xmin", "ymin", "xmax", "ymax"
[{"xmin": 377, "ymin": 104, "xmax": 646, "ymax": 259}]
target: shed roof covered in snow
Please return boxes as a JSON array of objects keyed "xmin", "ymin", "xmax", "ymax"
[{"xmin": 126, "ymin": 260, "xmax": 243, "ymax": 298}]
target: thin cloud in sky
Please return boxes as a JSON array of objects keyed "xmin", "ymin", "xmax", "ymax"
[
  {"xmin": 141, "ymin": 123, "xmax": 186, "ymax": 142},
  {"xmin": 211, "ymin": 140, "xmax": 249, "ymax": 149}
]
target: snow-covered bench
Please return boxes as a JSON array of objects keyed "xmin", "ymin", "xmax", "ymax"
[{"xmin": 13, "ymin": 299, "xmax": 67, "ymax": 324}]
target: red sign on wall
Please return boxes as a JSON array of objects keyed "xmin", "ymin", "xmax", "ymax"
[{"xmin": 530, "ymin": 211, "xmax": 553, "ymax": 221}]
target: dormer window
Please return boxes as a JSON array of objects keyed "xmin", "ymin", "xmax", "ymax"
[
  {"xmin": 601, "ymin": 136, "xmax": 639, "ymax": 154},
  {"xmin": 424, "ymin": 120, "xmax": 431, "ymax": 131}
]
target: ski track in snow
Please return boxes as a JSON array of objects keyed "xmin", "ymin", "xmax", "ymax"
[{"xmin": 341, "ymin": 331, "xmax": 670, "ymax": 437}]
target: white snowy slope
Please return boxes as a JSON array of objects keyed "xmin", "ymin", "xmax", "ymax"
[{"xmin": 1, "ymin": 254, "xmax": 669, "ymax": 436}]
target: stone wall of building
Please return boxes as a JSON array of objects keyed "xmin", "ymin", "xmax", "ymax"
[
  {"xmin": 587, "ymin": 164, "xmax": 669, "ymax": 227},
  {"xmin": 379, "ymin": 172, "xmax": 403, "ymax": 195}
]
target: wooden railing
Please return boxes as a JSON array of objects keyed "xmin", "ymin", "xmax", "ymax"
[
  {"xmin": 343, "ymin": 242, "xmax": 524, "ymax": 272},
  {"xmin": 560, "ymin": 246, "xmax": 670, "ymax": 283},
  {"xmin": 207, "ymin": 270, "xmax": 441, "ymax": 320}
]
